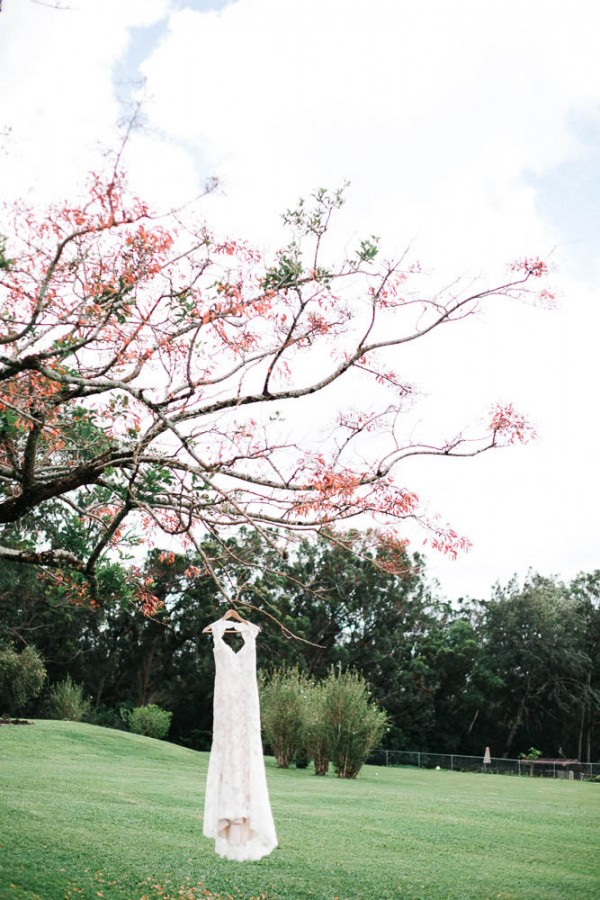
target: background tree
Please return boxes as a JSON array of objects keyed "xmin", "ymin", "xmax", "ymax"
[
  {"xmin": 471, "ymin": 574, "xmax": 592, "ymax": 758},
  {"xmin": 423, "ymin": 612, "xmax": 485, "ymax": 754},
  {"xmin": 0, "ymin": 168, "xmax": 546, "ymax": 609},
  {"xmin": 2, "ymin": 515, "xmax": 598, "ymax": 759},
  {"xmin": 562, "ymin": 571, "xmax": 600, "ymax": 762}
]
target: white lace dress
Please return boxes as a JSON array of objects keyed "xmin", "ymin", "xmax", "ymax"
[{"xmin": 203, "ymin": 619, "xmax": 278, "ymax": 862}]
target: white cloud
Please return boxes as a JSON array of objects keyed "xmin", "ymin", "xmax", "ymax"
[
  {"xmin": 141, "ymin": 0, "xmax": 600, "ymax": 265},
  {"xmin": 0, "ymin": 0, "xmax": 170, "ymax": 204},
  {"xmin": 139, "ymin": 0, "xmax": 600, "ymax": 597}
]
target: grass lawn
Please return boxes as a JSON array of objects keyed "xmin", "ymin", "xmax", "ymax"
[{"xmin": 0, "ymin": 722, "xmax": 598, "ymax": 900}]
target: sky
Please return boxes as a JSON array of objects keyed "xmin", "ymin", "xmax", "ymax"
[{"xmin": 1, "ymin": 0, "xmax": 599, "ymax": 600}]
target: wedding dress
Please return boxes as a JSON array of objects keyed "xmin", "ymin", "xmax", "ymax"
[{"xmin": 203, "ymin": 618, "xmax": 278, "ymax": 862}]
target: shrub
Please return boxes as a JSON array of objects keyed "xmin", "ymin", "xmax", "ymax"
[
  {"xmin": 0, "ymin": 644, "xmax": 46, "ymax": 716},
  {"xmin": 321, "ymin": 668, "xmax": 388, "ymax": 779},
  {"xmin": 84, "ymin": 703, "xmax": 129, "ymax": 731},
  {"xmin": 260, "ymin": 666, "xmax": 387, "ymax": 777},
  {"xmin": 294, "ymin": 749, "xmax": 311, "ymax": 769},
  {"xmin": 260, "ymin": 667, "xmax": 307, "ymax": 768},
  {"xmin": 519, "ymin": 746, "xmax": 543, "ymax": 760},
  {"xmin": 46, "ymin": 676, "xmax": 91, "ymax": 721},
  {"xmin": 123, "ymin": 704, "xmax": 173, "ymax": 740},
  {"xmin": 303, "ymin": 681, "xmax": 331, "ymax": 775}
]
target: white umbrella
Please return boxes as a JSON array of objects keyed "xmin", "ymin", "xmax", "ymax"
[{"xmin": 483, "ymin": 746, "xmax": 492, "ymax": 765}]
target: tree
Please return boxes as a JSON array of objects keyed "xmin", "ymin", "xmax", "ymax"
[
  {"xmin": 422, "ymin": 613, "xmax": 484, "ymax": 754},
  {"xmin": 473, "ymin": 575, "xmax": 591, "ymax": 758},
  {"xmin": 567, "ymin": 571, "xmax": 600, "ymax": 762},
  {"xmin": 0, "ymin": 166, "xmax": 548, "ymax": 608}
]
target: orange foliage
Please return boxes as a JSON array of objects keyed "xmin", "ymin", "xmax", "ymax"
[{"xmin": 0, "ymin": 170, "xmax": 550, "ymax": 611}]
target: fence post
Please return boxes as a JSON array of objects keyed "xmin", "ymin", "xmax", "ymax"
[
  {"xmin": 417, "ymin": 752, "xmax": 421, "ymax": 768},
  {"xmin": 385, "ymin": 750, "xmax": 389, "ymax": 767},
  {"xmin": 450, "ymin": 754, "xmax": 454, "ymax": 771}
]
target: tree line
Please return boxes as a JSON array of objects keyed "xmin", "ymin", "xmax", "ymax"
[{"xmin": 1, "ymin": 528, "xmax": 598, "ymax": 762}]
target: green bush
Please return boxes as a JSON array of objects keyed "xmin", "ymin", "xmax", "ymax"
[
  {"xmin": 84, "ymin": 703, "xmax": 128, "ymax": 731},
  {"xmin": 260, "ymin": 666, "xmax": 387, "ymax": 777},
  {"xmin": 321, "ymin": 668, "xmax": 388, "ymax": 779},
  {"xmin": 0, "ymin": 644, "xmax": 46, "ymax": 716},
  {"xmin": 294, "ymin": 749, "xmax": 311, "ymax": 769},
  {"xmin": 46, "ymin": 676, "xmax": 91, "ymax": 722},
  {"xmin": 122, "ymin": 704, "xmax": 172, "ymax": 740},
  {"xmin": 519, "ymin": 746, "xmax": 543, "ymax": 760},
  {"xmin": 303, "ymin": 681, "xmax": 331, "ymax": 775},
  {"xmin": 260, "ymin": 667, "xmax": 308, "ymax": 768}
]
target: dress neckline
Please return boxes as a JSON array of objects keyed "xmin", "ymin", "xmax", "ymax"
[
  {"xmin": 219, "ymin": 635, "xmax": 248, "ymax": 656},
  {"xmin": 215, "ymin": 620, "xmax": 252, "ymax": 655}
]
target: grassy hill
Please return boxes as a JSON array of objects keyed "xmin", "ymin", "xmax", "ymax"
[{"xmin": 0, "ymin": 721, "xmax": 598, "ymax": 900}]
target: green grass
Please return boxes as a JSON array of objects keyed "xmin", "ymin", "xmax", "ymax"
[{"xmin": 0, "ymin": 722, "xmax": 598, "ymax": 900}]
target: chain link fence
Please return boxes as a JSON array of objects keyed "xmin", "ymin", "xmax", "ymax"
[{"xmin": 367, "ymin": 749, "xmax": 600, "ymax": 780}]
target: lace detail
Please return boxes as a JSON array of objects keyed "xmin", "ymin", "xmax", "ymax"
[{"xmin": 203, "ymin": 619, "xmax": 278, "ymax": 861}]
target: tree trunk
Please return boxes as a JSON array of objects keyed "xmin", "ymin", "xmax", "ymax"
[
  {"xmin": 503, "ymin": 696, "xmax": 527, "ymax": 758},
  {"xmin": 95, "ymin": 674, "xmax": 105, "ymax": 708},
  {"xmin": 584, "ymin": 670, "xmax": 592, "ymax": 762},
  {"xmin": 138, "ymin": 633, "xmax": 160, "ymax": 706}
]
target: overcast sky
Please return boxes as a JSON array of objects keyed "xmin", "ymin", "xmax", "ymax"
[{"xmin": 1, "ymin": 0, "xmax": 599, "ymax": 600}]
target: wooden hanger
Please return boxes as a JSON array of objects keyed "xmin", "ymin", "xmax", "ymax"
[{"xmin": 202, "ymin": 607, "xmax": 249, "ymax": 634}]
